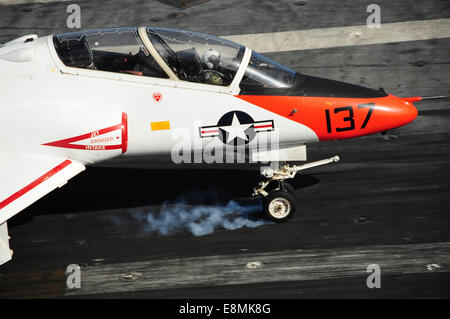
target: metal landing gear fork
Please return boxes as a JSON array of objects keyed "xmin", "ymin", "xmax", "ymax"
[{"xmin": 254, "ymin": 156, "xmax": 340, "ymax": 222}]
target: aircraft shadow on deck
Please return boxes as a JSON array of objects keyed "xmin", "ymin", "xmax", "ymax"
[{"xmin": 9, "ymin": 167, "xmax": 320, "ymax": 226}]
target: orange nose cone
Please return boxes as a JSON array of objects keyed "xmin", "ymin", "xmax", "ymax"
[
  {"xmin": 372, "ymin": 98, "xmax": 418, "ymax": 132},
  {"xmin": 399, "ymin": 100, "xmax": 419, "ymax": 126},
  {"xmin": 408, "ymin": 101, "xmax": 418, "ymax": 120},
  {"xmin": 393, "ymin": 100, "xmax": 418, "ymax": 128}
]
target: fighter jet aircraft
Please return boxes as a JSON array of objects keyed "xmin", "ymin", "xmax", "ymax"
[{"xmin": 0, "ymin": 27, "xmax": 421, "ymax": 265}]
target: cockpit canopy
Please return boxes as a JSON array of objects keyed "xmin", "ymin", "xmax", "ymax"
[
  {"xmin": 145, "ymin": 27, "xmax": 245, "ymax": 86},
  {"xmin": 53, "ymin": 27, "xmax": 297, "ymax": 90}
]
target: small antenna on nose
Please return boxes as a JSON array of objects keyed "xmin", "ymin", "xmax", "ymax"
[{"xmin": 420, "ymin": 95, "xmax": 450, "ymax": 100}]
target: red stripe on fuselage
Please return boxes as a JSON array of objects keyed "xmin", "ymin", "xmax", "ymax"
[
  {"xmin": 202, "ymin": 129, "xmax": 219, "ymax": 134},
  {"xmin": 121, "ymin": 112, "xmax": 128, "ymax": 154},
  {"xmin": 0, "ymin": 160, "xmax": 72, "ymax": 211},
  {"xmin": 254, "ymin": 124, "xmax": 272, "ymax": 129}
]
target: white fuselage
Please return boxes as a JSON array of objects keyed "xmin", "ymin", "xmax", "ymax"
[{"xmin": 0, "ymin": 36, "xmax": 319, "ymax": 168}]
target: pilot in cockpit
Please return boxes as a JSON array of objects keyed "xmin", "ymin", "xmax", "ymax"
[
  {"xmin": 201, "ymin": 49, "xmax": 225, "ymax": 85},
  {"xmin": 202, "ymin": 49, "xmax": 222, "ymax": 70}
]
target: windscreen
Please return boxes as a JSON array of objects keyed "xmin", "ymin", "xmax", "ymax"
[
  {"xmin": 147, "ymin": 28, "xmax": 245, "ymax": 86},
  {"xmin": 240, "ymin": 51, "xmax": 297, "ymax": 90}
]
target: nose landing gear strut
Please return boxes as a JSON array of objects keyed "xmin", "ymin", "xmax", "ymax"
[{"xmin": 253, "ymin": 156, "xmax": 340, "ymax": 222}]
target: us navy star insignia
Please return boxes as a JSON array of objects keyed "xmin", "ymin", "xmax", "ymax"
[
  {"xmin": 199, "ymin": 111, "xmax": 274, "ymax": 146},
  {"xmin": 221, "ymin": 113, "xmax": 252, "ymax": 143}
]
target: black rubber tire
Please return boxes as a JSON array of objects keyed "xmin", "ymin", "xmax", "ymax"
[
  {"xmin": 281, "ymin": 181, "xmax": 296, "ymax": 196},
  {"xmin": 265, "ymin": 181, "xmax": 295, "ymax": 195},
  {"xmin": 263, "ymin": 190, "xmax": 296, "ymax": 222}
]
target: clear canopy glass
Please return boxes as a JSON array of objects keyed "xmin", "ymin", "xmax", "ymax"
[
  {"xmin": 146, "ymin": 28, "xmax": 245, "ymax": 86},
  {"xmin": 240, "ymin": 51, "xmax": 297, "ymax": 90},
  {"xmin": 53, "ymin": 27, "xmax": 298, "ymax": 91},
  {"xmin": 53, "ymin": 28, "xmax": 168, "ymax": 78}
]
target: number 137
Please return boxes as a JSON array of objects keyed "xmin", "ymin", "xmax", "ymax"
[{"xmin": 325, "ymin": 103, "xmax": 375, "ymax": 133}]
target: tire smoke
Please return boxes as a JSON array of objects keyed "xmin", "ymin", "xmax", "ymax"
[{"xmin": 131, "ymin": 199, "xmax": 269, "ymax": 237}]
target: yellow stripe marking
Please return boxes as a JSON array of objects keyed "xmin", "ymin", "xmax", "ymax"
[{"xmin": 151, "ymin": 121, "xmax": 171, "ymax": 131}]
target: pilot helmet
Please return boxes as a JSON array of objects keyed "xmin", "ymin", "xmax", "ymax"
[{"xmin": 202, "ymin": 49, "xmax": 221, "ymax": 69}]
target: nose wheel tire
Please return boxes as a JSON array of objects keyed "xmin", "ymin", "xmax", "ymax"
[
  {"xmin": 263, "ymin": 190, "xmax": 296, "ymax": 222},
  {"xmin": 280, "ymin": 181, "xmax": 296, "ymax": 196}
]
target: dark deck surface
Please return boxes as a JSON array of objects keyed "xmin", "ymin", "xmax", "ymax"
[{"xmin": 0, "ymin": 0, "xmax": 449, "ymax": 298}]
